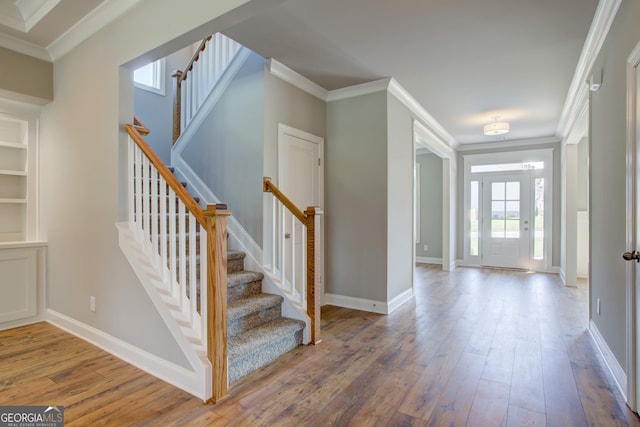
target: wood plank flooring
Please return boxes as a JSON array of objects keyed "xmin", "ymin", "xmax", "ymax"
[{"xmin": 1, "ymin": 265, "xmax": 639, "ymax": 426}]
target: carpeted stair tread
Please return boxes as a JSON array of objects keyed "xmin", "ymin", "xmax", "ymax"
[
  {"xmin": 227, "ymin": 250, "xmax": 245, "ymax": 261},
  {"xmin": 228, "ymin": 293, "xmax": 283, "ymax": 320},
  {"xmin": 227, "ymin": 270, "xmax": 263, "ymax": 286},
  {"xmin": 228, "ymin": 317, "xmax": 305, "ymax": 360}
]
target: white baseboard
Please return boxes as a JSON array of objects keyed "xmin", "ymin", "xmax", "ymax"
[
  {"xmin": 47, "ymin": 309, "xmax": 206, "ymax": 400},
  {"xmin": 589, "ymin": 319, "xmax": 627, "ymax": 400},
  {"xmin": 324, "ymin": 288, "xmax": 414, "ymax": 315},
  {"xmin": 388, "ymin": 288, "xmax": 414, "ymax": 313},
  {"xmin": 416, "ymin": 256, "xmax": 442, "ymax": 264},
  {"xmin": 0, "ymin": 315, "xmax": 46, "ymax": 332}
]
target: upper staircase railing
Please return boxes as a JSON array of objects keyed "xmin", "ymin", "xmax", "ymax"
[
  {"xmin": 263, "ymin": 177, "xmax": 322, "ymax": 344},
  {"xmin": 172, "ymin": 33, "xmax": 242, "ymax": 144},
  {"xmin": 125, "ymin": 123, "xmax": 231, "ymax": 403}
]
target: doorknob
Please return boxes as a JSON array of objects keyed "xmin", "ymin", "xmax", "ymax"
[
  {"xmin": 285, "ymin": 233, "xmax": 291, "ymax": 239},
  {"xmin": 623, "ymin": 250, "xmax": 640, "ymax": 262}
]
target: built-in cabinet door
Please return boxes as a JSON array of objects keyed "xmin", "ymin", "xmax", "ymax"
[{"xmin": 482, "ymin": 174, "xmax": 531, "ymax": 269}]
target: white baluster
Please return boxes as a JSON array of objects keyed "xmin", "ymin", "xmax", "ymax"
[
  {"xmin": 180, "ymin": 82, "xmax": 187, "ymax": 132},
  {"xmin": 199, "ymin": 223, "xmax": 208, "ymax": 340},
  {"xmin": 291, "ymin": 214, "xmax": 296, "ymax": 298},
  {"xmin": 189, "ymin": 213, "xmax": 197, "ymax": 324},
  {"xmin": 280, "ymin": 204, "xmax": 286, "ymax": 286},
  {"xmin": 178, "ymin": 202, "xmax": 187, "ymax": 312},
  {"xmin": 301, "ymin": 221, "xmax": 307, "ymax": 307},
  {"xmin": 159, "ymin": 171, "xmax": 168, "ymax": 282},
  {"xmin": 128, "ymin": 137, "xmax": 134, "ymax": 229},
  {"xmin": 169, "ymin": 188, "xmax": 178, "ymax": 299},
  {"xmin": 185, "ymin": 77, "xmax": 192, "ymax": 128},
  {"xmin": 151, "ymin": 168, "xmax": 159, "ymax": 265},
  {"xmin": 134, "ymin": 145, "xmax": 143, "ymax": 236},
  {"xmin": 142, "ymin": 156, "xmax": 150, "ymax": 249}
]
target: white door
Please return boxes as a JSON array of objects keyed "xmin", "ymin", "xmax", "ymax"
[
  {"xmin": 482, "ymin": 174, "xmax": 531, "ymax": 269},
  {"xmin": 278, "ymin": 126, "xmax": 322, "ymax": 302}
]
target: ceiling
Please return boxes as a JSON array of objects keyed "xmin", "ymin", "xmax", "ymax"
[{"xmin": 0, "ymin": 0, "xmax": 600, "ymax": 146}]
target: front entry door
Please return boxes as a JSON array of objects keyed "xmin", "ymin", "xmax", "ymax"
[{"xmin": 482, "ymin": 174, "xmax": 531, "ymax": 269}]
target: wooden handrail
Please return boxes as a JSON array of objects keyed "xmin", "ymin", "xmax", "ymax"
[
  {"xmin": 132, "ymin": 115, "xmax": 150, "ymax": 136},
  {"xmin": 178, "ymin": 36, "xmax": 212, "ymax": 84},
  {"xmin": 126, "ymin": 124, "xmax": 205, "ymax": 225},
  {"xmin": 263, "ymin": 176, "xmax": 322, "ymax": 344},
  {"xmin": 263, "ymin": 177, "xmax": 306, "ymax": 223}
]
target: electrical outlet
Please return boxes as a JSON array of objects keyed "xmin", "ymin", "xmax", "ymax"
[
  {"xmin": 90, "ymin": 296, "xmax": 96, "ymax": 312},
  {"xmin": 597, "ymin": 298, "xmax": 601, "ymax": 315},
  {"xmin": 423, "ymin": 245, "xmax": 429, "ymax": 252}
]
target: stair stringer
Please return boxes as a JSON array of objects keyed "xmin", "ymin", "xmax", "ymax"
[
  {"xmin": 170, "ymin": 163, "xmax": 312, "ymax": 344},
  {"xmin": 171, "ymin": 46, "xmax": 252, "ymax": 164},
  {"xmin": 116, "ymin": 222, "xmax": 212, "ymax": 401}
]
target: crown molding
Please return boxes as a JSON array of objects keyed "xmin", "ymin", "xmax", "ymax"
[
  {"xmin": 557, "ymin": 0, "xmax": 621, "ymax": 138},
  {"xmin": 266, "ymin": 58, "xmax": 328, "ymax": 101},
  {"xmin": 388, "ymin": 78, "xmax": 458, "ymax": 150},
  {"xmin": 326, "ymin": 78, "xmax": 390, "ymax": 102},
  {"xmin": 47, "ymin": 0, "xmax": 142, "ymax": 61},
  {"xmin": 19, "ymin": 0, "xmax": 62, "ymax": 32},
  {"xmin": 0, "ymin": 31, "xmax": 50, "ymax": 61},
  {"xmin": 456, "ymin": 135, "xmax": 560, "ymax": 152}
]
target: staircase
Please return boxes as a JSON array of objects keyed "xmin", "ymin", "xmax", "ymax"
[
  {"xmin": 163, "ymin": 169, "xmax": 306, "ymax": 384},
  {"xmin": 227, "ymin": 250, "xmax": 304, "ymax": 383}
]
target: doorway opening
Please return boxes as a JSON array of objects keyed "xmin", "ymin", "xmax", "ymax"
[{"xmin": 462, "ymin": 149, "xmax": 553, "ymax": 271}]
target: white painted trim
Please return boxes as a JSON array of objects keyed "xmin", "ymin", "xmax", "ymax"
[
  {"xmin": 171, "ymin": 47, "xmax": 251, "ymax": 159},
  {"xmin": 47, "ymin": 309, "xmax": 207, "ymax": 400},
  {"xmin": 19, "ymin": 0, "xmax": 61, "ymax": 32},
  {"xmin": 388, "ymin": 288, "xmax": 414, "ymax": 313},
  {"xmin": 266, "ymin": 58, "xmax": 328, "ymax": 101},
  {"xmin": 557, "ymin": 0, "xmax": 622, "ymax": 137},
  {"xmin": 416, "ymin": 256, "xmax": 443, "ymax": 264},
  {"xmin": 0, "ymin": 32, "xmax": 50, "ymax": 61},
  {"xmin": 388, "ymin": 79, "xmax": 458, "ymax": 150},
  {"xmin": 323, "ymin": 294, "xmax": 387, "ymax": 314},
  {"xmin": 589, "ymin": 319, "xmax": 628, "ymax": 401},
  {"xmin": 325, "ymin": 289, "xmax": 414, "ymax": 315},
  {"xmin": 457, "ymin": 136, "xmax": 560, "ymax": 152},
  {"xmin": 47, "ymin": 0, "xmax": 143, "ymax": 61},
  {"xmin": 326, "ymin": 78, "xmax": 390, "ymax": 102}
]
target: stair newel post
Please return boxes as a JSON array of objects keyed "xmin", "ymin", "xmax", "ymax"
[
  {"xmin": 171, "ymin": 69, "xmax": 183, "ymax": 144},
  {"xmin": 203, "ymin": 203, "xmax": 231, "ymax": 403},
  {"xmin": 305, "ymin": 206, "xmax": 323, "ymax": 344}
]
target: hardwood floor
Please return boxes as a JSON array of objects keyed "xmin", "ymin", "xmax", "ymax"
[{"xmin": 1, "ymin": 265, "xmax": 639, "ymax": 426}]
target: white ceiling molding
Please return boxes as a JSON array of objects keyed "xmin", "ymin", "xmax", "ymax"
[
  {"xmin": 414, "ymin": 119, "xmax": 455, "ymax": 159},
  {"xmin": 47, "ymin": 0, "xmax": 142, "ymax": 61},
  {"xmin": 17, "ymin": 0, "xmax": 62, "ymax": 32},
  {"xmin": 557, "ymin": 0, "xmax": 621, "ymax": 138},
  {"xmin": 266, "ymin": 58, "xmax": 328, "ymax": 101},
  {"xmin": 388, "ymin": 78, "xmax": 458, "ymax": 150},
  {"xmin": 456, "ymin": 135, "xmax": 560, "ymax": 152},
  {"xmin": 0, "ymin": 31, "xmax": 49, "ymax": 60},
  {"xmin": 326, "ymin": 78, "xmax": 390, "ymax": 102},
  {"xmin": 564, "ymin": 95, "xmax": 589, "ymax": 146}
]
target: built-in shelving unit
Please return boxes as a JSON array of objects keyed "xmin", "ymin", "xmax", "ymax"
[{"xmin": 0, "ymin": 117, "xmax": 29, "ymax": 242}]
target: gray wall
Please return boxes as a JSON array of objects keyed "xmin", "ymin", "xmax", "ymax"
[
  {"xmin": 416, "ymin": 153, "xmax": 443, "ymax": 259},
  {"xmin": 263, "ymin": 68, "xmax": 327, "ymax": 181},
  {"xmin": 456, "ymin": 142, "xmax": 561, "ymax": 267},
  {"xmin": 589, "ymin": 0, "xmax": 640, "ymax": 369},
  {"xmin": 134, "ymin": 47, "xmax": 193, "ymax": 164},
  {"xmin": 326, "ymin": 91, "xmax": 388, "ymax": 301},
  {"xmin": 182, "ymin": 52, "xmax": 265, "ymax": 245},
  {"xmin": 0, "ymin": 46, "xmax": 52, "ymax": 103}
]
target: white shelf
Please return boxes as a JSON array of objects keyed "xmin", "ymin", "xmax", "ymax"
[
  {"xmin": 0, "ymin": 198, "xmax": 27, "ymax": 204},
  {"xmin": 0, "ymin": 169, "xmax": 27, "ymax": 176},
  {"xmin": 0, "ymin": 141, "xmax": 27, "ymax": 150}
]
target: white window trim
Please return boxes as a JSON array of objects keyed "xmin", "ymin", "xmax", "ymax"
[
  {"xmin": 134, "ymin": 58, "xmax": 166, "ymax": 96},
  {"xmin": 462, "ymin": 148, "xmax": 554, "ymax": 272}
]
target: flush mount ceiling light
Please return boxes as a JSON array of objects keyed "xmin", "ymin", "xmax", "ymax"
[{"xmin": 483, "ymin": 116, "xmax": 510, "ymax": 136}]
